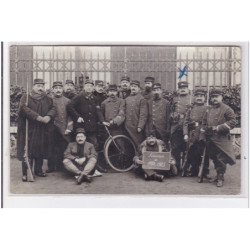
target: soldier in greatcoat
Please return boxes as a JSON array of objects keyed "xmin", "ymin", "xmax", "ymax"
[
  {"xmin": 125, "ymin": 80, "xmax": 148, "ymax": 147},
  {"xmin": 200, "ymin": 89, "xmax": 236, "ymax": 187},
  {"xmin": 146, "ymin": 83, "xmax": 170, "ymax": 146},
  {"xmin": 66, "ymin": 79, "xmax": 104, "ymax": 150},
  {"xmin": 141, "ymin": 76, "xmax": 155, "ymax": 100},
  {"xmin": 118, "ymin": 76, "xmax": 131, "ymax": 99},
  {"xmin": 63, "ymin": 79, "xmax": 77, "ymax": 100},
  {"xmin": 170, "ymin": 81, "xmax": 192, "ymax": 172},
  {"xmin": 94, "ymin": 80, "xmax": 108, "ymax": 155},
  {"xmin": 48, "ymin": 81, "xmax": 73, "ymax": 173},
  {"xmin": 17, "ymin": 78, "xmax": 56, "ymax": 180},
  {"xmin": 183, "ymin": 89, "xmax": 209, "ymax": 177},
  {"xmin": 99, "ymin": 84, "xmax": 126, "ymax": 172}
]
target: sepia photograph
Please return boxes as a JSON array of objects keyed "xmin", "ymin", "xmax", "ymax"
[{"xmin": 6, "ymin": 43, "xmax": 244, "ymax": 198}]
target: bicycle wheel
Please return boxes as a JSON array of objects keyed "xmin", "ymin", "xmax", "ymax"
[{"xmin": 104, "ymin": 135, "xmax": 136, "ymax": 172}]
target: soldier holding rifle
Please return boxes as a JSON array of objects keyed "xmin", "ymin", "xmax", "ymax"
[
  {"xmin": 17, "ymin": 79, "xmax": 56, "ymax": 180},
  {"xmin": 183, "ymin": 89, "xmax": 210, "ymax": 178},
  {"xmin": 200, "ymin": 89, "xmax": 236, "ymax": 187}
]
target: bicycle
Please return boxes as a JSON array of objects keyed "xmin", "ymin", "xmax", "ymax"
[{"xmin": 100, "ymin": 125, "xmax": 137, "ymax": 172}]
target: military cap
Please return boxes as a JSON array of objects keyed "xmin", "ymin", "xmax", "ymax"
[
  {"xmin": 121, "ymin": 76, "xmax": 130, "ymax": 82},
  {"xmin": 210, "ymin": 88, "xmax": 223, "ymax": 96},
  {"xmin": 95, "ymin": 80, "xmax": 104, "ymax": 86},
  {"xmin": 108, "ymin": 84, "xmax": 118, "ymax": 91},
  {"xmin": 33, "ymin": 78, "xmax": 45, "ymax": 85},
  {"xmin": 145, "ymin": 76, "xmax": 155, "ymax": 83},
  {"xmin": 130, "ymin": 80, "xmax": 140, "ymax": 87},
  {"xmin": 52, "ymin": 81, "xmax": 63, "ymax": 88},
  {"xmin": 85, "ymin": 79, "xmax": 94, "ymax": 85},
  {"xmin": 152, "ymin": 83, "xmax": 162, "ymax": 90},
  {"xmin": 194, "ymin": 88, "xmax": 206, "ymax": 96},
  {"xmin": 177, "ymin": 81, "xmax": 189, "ymax": 88},
  {"xmin": 75, "ymin": 128, "xmax": 86, "ymax": 135},
  {"xmin": 65, "ymin": 79, "xmax": 75, "ymax": 85}
]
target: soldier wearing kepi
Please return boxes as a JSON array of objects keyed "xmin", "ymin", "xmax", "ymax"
[
  {"xmin": 49, "ymin": 81, "xmax": 73, "ymax": 173},
  {"xmin": 63, "ymin": 79, "xmax": 77, "ymax": 100},
  {"xmin": 118, "ymin": 76, "xmax": 131, "ymax": 99},
  {"xmin": 99, "ymin": 84, "xmax": 126, "ymax": 172},
  {"xmin": 63, "ymin": 128, "xmax": 97, "ymax": 185},
  {"xmin": 142, "ymin": 76, "xmax": 155, "ymax": 100},
  {"xmin": 170, "ymin": 81, "xmax": 192, "ymax": 173},
  {"xmin": 17, "ymin": 78, "xmax": 56, "ymax": 180},
  {"xmin": 125, "ymin": 80, "xmax": 148, "ymax": 147},
  {"xmin": 101, "ymin": 84, "xmax": 125, "ymax": 136},
  {"xmin": 201, "ymin": 89, "xmax": 236, "ymax": 187},
  {"xmin": 146, "ymin": 83, "xmax": 170, "ymax": 145},
  {"xmin": 67, "ymin": 79, "xmax": 104, "ymax": 150},
  {"xmin": 183, "ymin": 88, "xmax": 209, "ymax": 177},
  {"xmin": 94, "ymin": 80, "xmax": 107, "ymax": 106}
]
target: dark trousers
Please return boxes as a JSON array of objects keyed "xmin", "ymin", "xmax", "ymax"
[
  {"xmin": 187, "ymin": 141, "xmax": 209, "ymax": 176},
  {"xmin": 171, "ymin": 129, "xmax": 186, "ymax": 171},
  {"xmin": 22, "ymin": 157, "xmax": 53, "ymax": 175},
  {"xmin": 50, "ymin": 128, "xmax": 69, "ymax": 171},
  {"xmin": 207, "ymin": 141, "xmax": 227, "ymax": 175},
  {"xmin": 86, "ymin": 132, "xmax": 99, "ymax": 151}
]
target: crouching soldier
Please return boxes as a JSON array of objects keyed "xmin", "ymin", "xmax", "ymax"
[
  {"xmin": 133, "ymin": 135, "xmax": 177, "ymax": 182},
  {"xmin": 201, "ymin": 89, "xmax": 237, "ymax": 187},
  {"xmin": 183, "ymin": 89, "xmax": 209, "ymax": 177},
  {"xmin": 63, "ymin": 128, "xmax": 97, "ymax": 185}
]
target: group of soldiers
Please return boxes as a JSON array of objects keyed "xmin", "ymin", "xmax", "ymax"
[{"xmin": 17, "ymin": 75, "xmax": 237, "ymax": 187}]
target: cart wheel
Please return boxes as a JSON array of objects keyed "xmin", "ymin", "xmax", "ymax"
[{"xmin": 104, "ymin": 135, "xmax": 136, "ymax": 172}]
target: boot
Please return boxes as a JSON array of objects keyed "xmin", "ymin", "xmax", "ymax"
[
  {"xmin": 216, "ymin": 173, "xmax": 224, "ymax": 187},
  {"xmin": 153, "ymin": 174, "xmax": 164, "ymax": 182}
]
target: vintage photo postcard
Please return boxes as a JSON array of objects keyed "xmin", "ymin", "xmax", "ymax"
[{"xmin": 1, "ymin": 42, "xmax": 248, "ymax": 207}]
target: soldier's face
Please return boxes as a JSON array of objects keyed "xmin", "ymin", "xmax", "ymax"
[
  {"xmin": 194, "ymin": 94, "xmax": 205, "ymax": 104},
  {"xmin": 53, "ymin": 86, "xmax": 63, "ymax": 97},
  {"xmin": 146, "ymin": 136, "xmax": 157, "ymax": 145},
  {"xmin": 84, "ymin": 83, "xmax": 94, "ymax": 93},
  {"xmin": 145, "ymin": 81, "xmax": 153, "ymax": 90},
  {"xmin": 95, "ymin": 84, "xmax": 104, "ymax": 93},
  {"xmin": 64, "ymin": 83, "xmax": 75, "ymax": 93},
  {"xmin": 108, "ymin": 90, "xmax": 118, "ymax": 98},
  {"xmin": 130, "ymin": 84, "xmax": 140, "ymax": 94},
  {"xmin": 152, "ymin": 88, "xmax": 162, "ymax": 99},
  {"xmin": 76, "ymin": 133, "xmax": 86, "ymax": 144},
  {"xmin": 178, "ymin": 86, "xmax": 189, "ymax": 95},
  {"xmin": 211, "ymin": 94, "xmax": 223, "ymax": 105},
  {"xmin": 121, "ymin": 80, "xmax": 130, "ymax": 90},
  {"xmin": 33, "ymin": 84, "xmax": 45, "ymax": 94}
]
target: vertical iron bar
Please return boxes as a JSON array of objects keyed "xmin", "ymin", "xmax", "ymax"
[
  {"xmin": 97, "ymin": 52, "xmax": 100, "ymax": 80},
  {"xmin": 42, "ymin": 52, "xmax": 45, "ymax": 81},
  {"xmin": 35, "ymin": 51, "xmax": 38, "ymax": 79},
  {"xmin": 206, "ymin": 51, "xmax": 209, "ymax": 89},
  {"xmin": 220, "ymin": 52, "xmax": 223, "ymax": 87},
  {"xmin": 213, "ymin": 51, "xmax": 216, "ymax": 86}
]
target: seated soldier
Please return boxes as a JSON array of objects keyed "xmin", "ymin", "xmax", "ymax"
[
  {"xmin": 133, "ymin": 134, "xmax": 177, "ymax": 182},
  {"xmin": 63, "ymin": 128, "xmax": 97, "ymax": 185}
]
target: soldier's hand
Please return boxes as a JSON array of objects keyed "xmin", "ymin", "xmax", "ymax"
[
  {"xmin": 135, "ymin": 159, "xmax": 143, "ymax": 165},
  {"xmin": 137, "ymin": 127, "xmax": 142, "ymax": 133},
  {"xmin": 184, "ymin": 134, "xmax": 189, "ymax": 142},
  {"xmin": 36, "ymin": 116, "xmax": 44, "ymax": 123},
  {"xmin": 77, "ymin": 117, "xmax": 84, "ymax": 123},
  {"xmin": 65, "ymin": 129, "xmax": 71, "ymax": 135},
  {"xmin": 102, "ymin": 121, "xmax": 110, "ymax": 127},
  {"xmin": 78, "ymin": 157, "xmax": 86, "ymax": 165},
  {"xmin": 43, "ymin": 116, "xmax": 51, "ymax": 124}
]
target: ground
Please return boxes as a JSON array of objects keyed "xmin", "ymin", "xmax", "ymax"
[{"xmin": 9, "ymin": 158, "xmax": 241, "ymax": 195}]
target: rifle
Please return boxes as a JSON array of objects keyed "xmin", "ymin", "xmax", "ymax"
[
  {"xmin": 198, "ymin": 145, "xmax": 206, "ymax": 183},
  {"xmin": 181, "ymin": 141, "xmax": 189, "ymax": 177},
  {"xmin": 23, "ymin": 82, "xmax": 34, "ymax": 182}
]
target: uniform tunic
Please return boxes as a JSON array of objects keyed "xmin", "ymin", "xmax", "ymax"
[
  {"xmin": 53, "ymin": 95, "xmax": 73, "ymax": 141},
  {"xmin": 67, "ymin": 92, "xmax": 103, "ymax": 133},
  {"xmin": 125, "ymin": 93, "xmax": 148, "ymax": 146},
  {"xmin": 101, "ymin": 96, "xmax": 125, "ymax": 127},
  {"xmin": 146, "ymin": 97, "xmax": 170, "ymax": 140}
]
